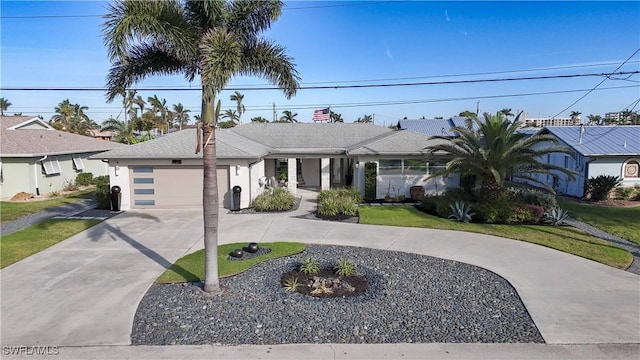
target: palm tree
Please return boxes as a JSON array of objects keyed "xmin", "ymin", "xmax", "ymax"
[
  {"xmin": 279, "ymin": 110, "xmax": 298, "ymax": 122},
  {"xmin": 498, "ymin": 108, "xmax": 514, "ymax": 119},
  {"xmin": 569, "ymin": 111, "xmax": 582, "ymax": 124},
  {"xmin": 586, "ymin": 114, "xmax": 602, "ymax": 126},
  {"xmin": 0, "ymin": 97, "xmax": 12, "ymax": 116},
  {"xmin": 229, "ymin": 91, "xmax": 245, "ymax": 124},
  {"xmin": 355, "ymin": 114, "xmax": 373, "ymax": 123},
  {"xmin": 120, "ymin": 89, "xmax": 137, "ymax": 124},
  {"xmin": 104, "ymin": 0, "xmax": 299, "ymax": 294},
  {"xmin": 425, "ymin": 112, "xmax": 575, "ymax": 196},
  {"xmin": 251, "ymin": 116, "xmax": 269, "ymax": 123},
  {"xmin": 330, "ymin": 111, "xmax": 343, "ymax": 123},
  {"xmin": 173, "ymin": 103, "xmax": 191, "ymax": 130},
  {"xmin": 458, "ymin": 110, "xmax": 477, "ymax": 118},
  {"xmin": 147, "ymin": 95, "xmax": 172, "ymax": 134},
  {"xmin": 101, "ymin": 116, "xmax": 138, "ymax": 144}
]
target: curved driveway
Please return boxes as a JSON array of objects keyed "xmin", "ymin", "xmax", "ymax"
[{"xmin": 1, "ymin": 202, "xmax": 639, "ymax": 349}]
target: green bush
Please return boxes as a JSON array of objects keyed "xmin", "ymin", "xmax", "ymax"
[
  {"xmin": 93, "ymin": 176, "xmax": 111, "ymax": 209},
  {"xmin": 615, "ymin": 187, "xmax": 634, "ymax": 200},
  {"xmin": 252, "ymin": 187, "xmax": 296, "ymax": 211},
  {"xmin": 634, "ymin": 185, "xmax": 640, "ymax": 201},
  {"xmin": 505, "ymin": 187, "xmax": 558, "ymax": 212},
  {"xmin": 75, "ymin": 172, "xmax": 94, "ymax": 186},
  {"xmin": 364, "ymin": 162, "xmax": 377, "ymax": 201},
  {"xmin": 317, "ymin": 189, "xmax": 360, "ymax": 217},
  {"xmin": 420, "ymin": 195, "xmax": 451, "ymax": 217},
  {"xmin": 585, "ymin": 175, "xmax": 622, "ymax": 201}
]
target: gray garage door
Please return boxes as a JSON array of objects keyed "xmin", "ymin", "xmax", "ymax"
[{"xmin": 130, "ymin": 166, "xmax": 230, "ymax": 209}]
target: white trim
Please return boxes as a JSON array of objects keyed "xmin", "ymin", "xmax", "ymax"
[
  {"xmin": 72, "ymin": 155, "xmax": 85, "ymax": 170},
  {"xmin": 7, "ymin": 117, "xmax": 54, "ymax": 130}
]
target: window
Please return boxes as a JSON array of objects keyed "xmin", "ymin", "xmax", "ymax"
[
  {"xmin": 132, "ymin": 167, "xmax": 153, "ymax": 173},
  {"xmin": 42, "ymin": 157, "xmax": 61, "ymax": 175},
  {"xmin": 134, "ymin": 199, "xmax": 155, "ymax": 206},
  {"xmin": 379, "ymin": 159, "xmax": 429, "ymax": 175},
  {"xmin": 133, "ymin": 178, "xmax": 154, "ymax": 184},
  {"xmin": 134, "ymin": 188, "xmax": 155, "ymax": 195},
  {"xmin": 624, "ymin": 160, "xmax": 639, "ymax": 178},
  {"xmin": 72, "ymin": 155, "xmax": 85, "ymax": 170}
]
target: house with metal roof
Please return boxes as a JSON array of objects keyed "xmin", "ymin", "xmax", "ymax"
[
  {"xmin": 96, "ymin": 123, "xmax": 455, "ymax": 210},
  {"xmin": 0, "ymin": 116, "xmax": 125, "ymax": 199},
  {"xmin": 397, "ymin": 116, "xmax": 479, "ymax": 137},
  {"xmin": 532, "ymin": 126, "xmax": 640, "ymax": 197}
]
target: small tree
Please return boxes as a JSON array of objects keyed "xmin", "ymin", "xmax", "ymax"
[{"xmin": 585, "ymin": 175, "xmax": 621, "ymax": 201}]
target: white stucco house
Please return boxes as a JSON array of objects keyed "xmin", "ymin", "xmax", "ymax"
[
  {"xmin": 531, "ymin": 126, "xmax": 640, "ymax": 197},
  {"xmin": 94, "ymin": 123, "xmax": 456, "ymax": 210},
  {"xmin": 0, "ymin": 116, "xmax": 125, "ymax": 200}
]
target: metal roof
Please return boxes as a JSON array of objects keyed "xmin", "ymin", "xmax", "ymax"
[
  {"xmin": 397, "ymin": 119, "xmax": 456, "ymax": 137},
  {"xmin": 541, "ymin": 126, "xmax": 640, "ymax": 156},
  {"xmin": 348, "ymin": 129, "xmax": 445, "ymax": 155}
]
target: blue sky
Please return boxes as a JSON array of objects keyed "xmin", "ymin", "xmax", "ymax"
[{"xmin": 1, "ymin": 1, "xmax": 639, "ymax": 126}]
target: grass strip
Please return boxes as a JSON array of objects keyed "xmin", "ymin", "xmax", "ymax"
[
  {"xmin": 1, "ymin": 189, "xmax": 95, "ymax": 223},
  {"xmin": 359, "ymin": 206, "xmax": 633, "ymax": 270},
  {"xmin": 557, "ymin": 199, "xmax": 640, "ymax": 246},
  {"xmin": 1, "ymin": 219, "xmax": 102, "ymax": 269},
  {"xmin": 156, "ymin": 242, "xmax": 307, "ymax": 283}
]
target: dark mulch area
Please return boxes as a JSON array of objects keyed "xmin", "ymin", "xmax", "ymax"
[{"xmin": 281, "ymin": 268, "xmax": 369, "ymax": 298}]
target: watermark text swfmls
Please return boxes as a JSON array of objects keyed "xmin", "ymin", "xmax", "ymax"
[{"xmin": 3, "ymin": 346, "xmax": 59, "ymax": 356}]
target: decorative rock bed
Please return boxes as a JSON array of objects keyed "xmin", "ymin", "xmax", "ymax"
[{"xmin": 132, "ymin": 245, "xmax": 544, "ymax": 345}]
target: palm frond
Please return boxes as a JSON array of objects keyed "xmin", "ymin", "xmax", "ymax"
[{"xmin": 239, "ymin": 39, "xmax": 300, "ymax": 99}]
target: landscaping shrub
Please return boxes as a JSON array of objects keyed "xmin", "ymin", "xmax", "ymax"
[
  {"xmin": 93, "ymin": 176, "xmax": 111, "ymax": 209},
  {"xmin": 634, "ymin": 185, "xmax": 640, "ymax": 201},
  {"xmin": 615, "ymin": 186, "xmax": 634, "ymax": 200},
  {"xmin": 585, "ymin": 175, "xmax": 622, "ymax": 201},
  {"xmin": 75, "ymin": 172, "xmax": 94, "ymax": 186},
  {"xmin": 317, "ymin": 188, "xmax": 360, "ymax": 217},
  {"xmin": 448, "ymin": 201, "xmax": 474, "ymax": 222},
  {"xmin": 252, "ymin": 187, "xmax": 296, "ymax": 211},
  {"xmin": 364, "ymin": 162, "xmax": 377, "ymax": 201},
  {"xmin": 505, "ymin": 187, "xmax": 558, "ymax": 212}
]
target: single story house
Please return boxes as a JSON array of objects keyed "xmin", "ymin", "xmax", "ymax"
[
  {"xmin": 0, "ymin": 116, "xmax": 125, "ymax": 199},
  {"xmin": 397, "ymin": 117, "xmax": 479, "ymax": 137},
  {"xmin": 95, "ymin": 123, "xmax": 455, "ymax": 210},
  {"xmin": 531, "ymin": 126, "xmax": 640, "ymax": 197}
]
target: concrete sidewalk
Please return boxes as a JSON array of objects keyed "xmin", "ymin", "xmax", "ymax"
[{"xmin": 1, "ymin": 189, "xmax": 639, "ymax": 358}]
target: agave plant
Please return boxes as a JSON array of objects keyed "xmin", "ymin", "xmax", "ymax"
[
  {"xmin": 448, "ymin": 201, "xmax": 475, "ymax": 223},
  {"xmin": 545, "ymin": 207, "xmax": 570, "ymax": 226}
]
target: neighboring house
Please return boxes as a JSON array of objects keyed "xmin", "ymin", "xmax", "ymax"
[
  {"xmin": 531, "ymin": 126, "xmax": 640, "ymax": 197},
  {"xmin": 95, "ymin": 123, "xmax": 455, "ymax": 210},
  {"xmin": 0, "ymin": 116, "xmax": 125, "ymax": 199},
  {"xmin": 398, "ymin": 117, "xmax": 479, "ymax": 137},
  {"xmin": 89, "ymin": 129, "xmax": 115, "ymax": 141}
]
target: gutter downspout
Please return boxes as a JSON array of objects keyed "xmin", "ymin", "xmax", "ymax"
[{"xmin": 35, "ymin": 155, "xmax": 47, "ymax": 196}]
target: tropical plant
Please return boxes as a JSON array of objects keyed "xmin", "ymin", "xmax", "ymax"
[
  {"xmin": 458, "ymin": 110, "xmax": 477, "ymax": 118},
  {"xmin": 147, "ymin": 95, "xmax": 172, "ymax": 134},
  {"xmin": 334, "ymin": 258, "xmax": 356, "ymax": 276},
  {"xmin": 101, "ymin": 116, "xmax": 139, "ymax": 144},
  {"xmin": 50, "ymin": 99, "xmax": 96, "ymax": 136},
  {"xmin": 251, "ymin": 116, "xmax": 269, "ymax": 123},
  {"xmin": 424, "ymin": 111, "xmax": 576, "ymax": 197},
  {"xmin": 103, "ymin": 0, "xmax": 300, "ymax": 294},
  {"xmin": 448, "ymin": 200, "xmax": 475, "ymax": 222},
  {"xmin": 299, "ymin": 257, "xmax": 320, "ymax": 275},
  {"xmin": 330, "ymin": 111, "xmax": 344, "ymax": 123},
  {"xmin": 222, "ymin": 109, "xmax": 240, "ymax": 124},
  {"xmin": 355, "ymin": 114, "xmax": 373, "ymax": 123},
  {"xmin": 499, "ymin": 108, "xmax": 513, "ymax": 119},
  {"xmin": 279, "ymin": 110, "xmax": 298, "ymax": 123},
  {"xmin": 282, "ymin": 276, "xmax": 301, "ymax": 292},
  {"xmin": 586, "ymin": 114, "xmax": 602, "ymax": 126},
  {"xmin": 570, "ymin": 110, "xmax": 582, "ymax": 124},
  {"xmin": 585, "ymin": 175, "xmax": 622, "ymax": 201},
  {"xmin": 251, "ymin": 187, "xmax": 296, "ymax": 211},
  {"xmin": 172, "ymin": 103, "xmax": 191, "ymax": 131},
  {"xmin": 0, "ymin": 97, "xmax": 12, "ymax": 116},
  {"xmin": 229, "ymin": 91, "xmax": 245, "ymax": 123},
  {"xmin": 545, "ymin": 207, "xmax": 570, "ymax": 226}
]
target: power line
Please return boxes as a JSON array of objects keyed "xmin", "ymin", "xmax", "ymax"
[
  {"xmin": 17, "ymin": 84, "xmax": 637, "ymax": 115},
  {"xmin": 2, "ymin": 71, "xmax": 637, "ymax": 92},
  {"xmin": 551, "ymin": 48, "xmax": 640, "ymax": 117}
]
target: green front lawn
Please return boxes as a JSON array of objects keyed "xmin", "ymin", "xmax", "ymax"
[
  {"xmin": 156, "ymin": 242, "xmax": 307, "ymax": 283},
  {"xmin": 1, "ymin": 219, "xmax": 103, "ymax": 269},
  {"xmin": 558, "ymin": 199, "xmax": 640, "ymax": 245},
  {"xmin": 1, "ymin": 189, "xmax": 95, "ymax": 223},
  {"xmin": 359, "ymin": 206, "xmax": 633, "ymax": 270}
]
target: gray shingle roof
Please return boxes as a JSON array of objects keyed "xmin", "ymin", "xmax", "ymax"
[
  {"xmin": 1, "ymin": 116, "xmax": 125, "ymax": 157},
  {"xmin": 92, "ymin": 127, "xmax": 271, "ymax": 159},
  {"xmin": 348, "ymin": 129, "xmax": 447, "ymax": 155},
  {"xmin": 542, "ymin": 126, "xmax": 640, "ymax": 156}
]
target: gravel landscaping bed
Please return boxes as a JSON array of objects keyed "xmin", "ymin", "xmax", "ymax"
[{"xmin": 132, "ymin": 245, "xmax": 543, "ymax": 345}]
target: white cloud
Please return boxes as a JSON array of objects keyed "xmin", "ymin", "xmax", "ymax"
[
  {"xmin": 384, "ymin": 41, "xmax": 394, "ymax": 60},
  {"xmin": 445, "ymin": 10, "xmax": 450, "ymax": 21}
]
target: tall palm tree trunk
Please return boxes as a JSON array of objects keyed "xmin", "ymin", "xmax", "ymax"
[{"xmin": 201, "ymin": 97, "xmax": 221, "ymax": 294}]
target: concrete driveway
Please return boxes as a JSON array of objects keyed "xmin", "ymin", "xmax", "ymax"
[{"xmin": 1, "ymin": 207, "xmax": 639, "ymax": 349}]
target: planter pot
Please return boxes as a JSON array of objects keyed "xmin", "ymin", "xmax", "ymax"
[
  {"xmin": 232, "ymin": 249, "xmax": 244, "ymax": 258},
  {"xmin": 410, "ymin": 186, "xmax": 425, "ymax": 201},
  {"xmin": 247, "ymin": 242, "xmax": 259, "ymax": 253}
]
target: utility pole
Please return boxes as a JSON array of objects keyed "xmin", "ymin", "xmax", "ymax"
[
  {"xmin": 271, "ymin": 102, "xmax": 276, "ymax": 122},
  {"xmin": 476, "ymin": 101, "xmax": 480, "ymax": 116}
]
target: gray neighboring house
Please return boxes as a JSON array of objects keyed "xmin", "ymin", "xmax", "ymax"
[
  {"xmin": 95, "ymin": 123, "xmax": 454, "ymax": 210},
  {"xmin": 0, "ymin": 116, "xmax": 125, "ymax": 200},
  {"xmin": 531, "ymin": 126, "xmax": 640, "ymax": 197}
]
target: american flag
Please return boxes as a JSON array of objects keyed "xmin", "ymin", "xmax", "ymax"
[{"xmin": 313, "ymin": 107, "xmax": 330, "ymax": 122}]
